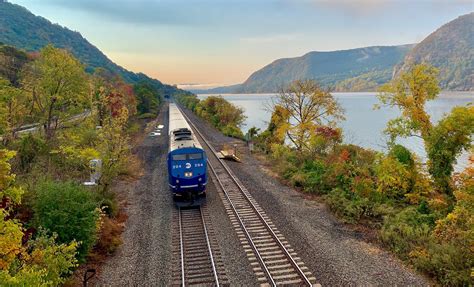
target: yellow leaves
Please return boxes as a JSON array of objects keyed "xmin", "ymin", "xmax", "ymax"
[
  {"xmin": 0, "ymin": 149, "xmax": 24, "ymax": 205},
  {"xmin": 0, "ymin": 211, "xmax": 24, "ymax": 271},
  {"xmin": 374, "ymin": 155, "xmax": 411, "ymax": 197}
]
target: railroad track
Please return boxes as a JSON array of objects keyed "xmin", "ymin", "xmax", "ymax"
[
  {"xmin": 180, "ymin": 107, "xmax": 318, "ymax": 286},
  {"xmin": 172, "ymin": 205, "xmax": 227, "ymax": 286}
]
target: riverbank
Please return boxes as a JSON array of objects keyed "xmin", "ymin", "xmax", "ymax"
[{"xmin": 181, "ymin": 106, "xmax": 430, "ymax": 286}]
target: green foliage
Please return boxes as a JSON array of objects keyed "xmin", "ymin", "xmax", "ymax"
[
  {"xmin": 426, "ymin": 105, "xmax": 474, "ymax": 193},
  {"xmin": 389, "ymin": 144, "xmax": 414, "ymax": 167},
  {"xmin": 175, "ymin": 94, "xmax": 246, "ymax": 139},
  {"xmin": 16, "ymin": 134, "xmax": 47, "ymax": 172},
  {"xmin": 22, "ymin": 45, "xmax": 90, "ymax": 142},
  {"xmin": 380, "ymin": 207, "xmax": 435, "ymax": 258},
  {"xmin": 378, "ymin": 64, "xmax": 473, "ymax": 194},
  {"xmin": 0, "ymin": 230, "xmax": 78, "ymax": 287},
  {"xmin": 0, "ymin": 1, "xmax": 186, "ymax": 96},
  {"xmin": 134, "ymin": 81, "xmax": 162, "ymax": 115},
  {"xmin": 33, "ymin": 180, "xmax": 100, "ymax": 262},
  {"xmin": 0, "ymin": 44, "xmax": 30, "ymax": 87},
  {"xmin": 174, "ymin": 93, "xmax": 200, "ymax": 111}
]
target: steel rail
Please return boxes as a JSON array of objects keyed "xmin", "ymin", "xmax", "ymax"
[
  {"xmin": 179, "ymin": 106, "xmax": 312, "ymax": 286},
  {"xmin": 178, "ymin": 206, "xmax": 220, "ymax": 287},
  {"xmin": 200, "ymin": 207, "xmax": 220, "ymax": 286},
  {"xmin": 178, "ymin": 207, "xmax": 185, "ymax": 287}
]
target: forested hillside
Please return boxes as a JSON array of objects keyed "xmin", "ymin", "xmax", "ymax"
[
  {"xmin": 395, "ymin": 12, "xmax": 473, "ymax": 91},
  {"xmin": 0, "ymin": 0, "xmax": 184, "ymax": 96},
  {"xmin": 204, "ymin": 45, "xmax": 412, "ymax": 93}
]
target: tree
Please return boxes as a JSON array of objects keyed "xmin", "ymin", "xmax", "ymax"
[
  {"xmin": 378, "ymin": 64, "xmax": 439, "ymax": 144},
  {"xmin": 0, "ymin": 44, "xmax": 30, "ymax": 87},
  {"xmin": 22, "ymin": 45, "xmax": 90, "ymax": 142},
  {"xmin": 0, "ymin": 149, "xmax": 78, "ymax": 285},
  {"xmin": 378, "ymin": 64, "xmax": 474, "ymax": 194},
  {"xmin": 134, "ymin": 81, "xmax": 161, "ymax": 115},
  {"xmin": 0, "ymin": 78, "xmax": 30, "ymax": 144},
  {"xmin": 274, "ymin": 79, "xmax": 344, "ymax": 151}
]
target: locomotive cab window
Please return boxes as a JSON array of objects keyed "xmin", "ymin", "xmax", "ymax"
[
  {"xmin": 172, "ymin": 153, "xmax": 203, "ymax": 161},
  {"xmin": 188, "ymin": 153, "xmax": 203, "ymax": 160},
  {"xmin": 172, "ymin": 154, "xmax": 187, "ymax": 161}
]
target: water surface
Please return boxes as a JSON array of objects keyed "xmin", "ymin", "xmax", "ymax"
[{"xmin": 198, "ymin": 92, "xmax": 473, "ymax": 171}]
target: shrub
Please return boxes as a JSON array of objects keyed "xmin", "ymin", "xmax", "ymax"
[
  {"xmin": 374, "ymin": 155, "xmax": 411, "ymax": 199},
  {"xmin": 221, "ymin": 124, "xmax": 244, "ymax": 139},
  {"xmin": 389, "ymin": 144, "xmax": 414, "ymax": 167},
  {"xmin": 300, "ymin": 160, "xmax": 327, "ymax": 194},
  {"xmin": 16, "ymin": 134, "xmax": 47, "ymax": 172},
  {"xmin": 0, "ymin": 230, "xmax": 78, "ymax": 286},
  {"xmin": 33, "ymin": 180, "xmax": 100, "ymax": 262},
  {"xmin": 137, "ymin": 112, "xmax": 156, "ymax": 119},
  {"xmin": 325, "ymin": 188, "xmax": 370, "ymax": 223},
  {"xmin": 94, "ymin": 216, "xmax": 123, "ymax": 255},
  {"xmin": 379, "ymin": 207, "xmax": 435, "ymax": 259}
]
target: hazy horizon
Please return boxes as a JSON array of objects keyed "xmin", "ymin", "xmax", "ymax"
[{"xmin": 8, "ymin": 0, "xmax": 473, "ymax": 87}]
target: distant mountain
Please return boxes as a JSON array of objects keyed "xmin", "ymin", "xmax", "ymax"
[
  {"xmin": 203, "ymin": 45, "xmax": 413, "ymax": 94},
  {"xmin": 0, "ymin": 0, "xmax": 185, "ymax": 96},
  {"xmin": 395, "ymin": 12, "xmax": 473, "ymax": 91}
]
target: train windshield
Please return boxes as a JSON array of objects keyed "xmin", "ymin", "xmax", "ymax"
[{"xmin": 172, "ymin": 153, "xmax": 203, "ymax": 161}]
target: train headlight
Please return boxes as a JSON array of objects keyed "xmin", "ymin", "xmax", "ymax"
[{"xmin": 184, "ymin": 172, "xmax": 193, "ymax": 178}]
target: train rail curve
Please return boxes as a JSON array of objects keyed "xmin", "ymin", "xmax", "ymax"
[{"xmin": 179, "ymin": 106, "xmax": 318, "ymax": 286}]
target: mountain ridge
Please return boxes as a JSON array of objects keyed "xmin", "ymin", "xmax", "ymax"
[
  {"xmin": 395, "ymin": 12, "xmax": 473, "ymax": 91},
  {"xmin": 199, "ymin": 12, "xmax": 473, "ymax": 94},
  {"xmin": 0, "ymin": 0, "xmax": 185, "ymax": 96},
  {"xmin": 200, "ymin": 44, "xmax": 414, "ymax": 94}
]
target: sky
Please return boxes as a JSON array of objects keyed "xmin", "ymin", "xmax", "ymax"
[{"xmin": 9, "ymin": 0, "xmax": 474, "ymax": 88}]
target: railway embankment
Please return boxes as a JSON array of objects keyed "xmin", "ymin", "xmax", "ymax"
[{"xmin": 180, "ymin": 106, "xmax": 430, "ymax": 286}]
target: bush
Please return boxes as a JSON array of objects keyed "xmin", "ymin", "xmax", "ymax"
[
  {"xmin": 137, "ymin": 112, "xmax": 156, "ymax": 119},
  {"xmin": 221, "ymin": 124, "xmax": 244, "ymax": 139},
  {"xmin": 389, "ymin": 144, "xmax": 414, "ymax": 167},
  {"xmin": 379, "ymin": 207, "xmax": 435, "ymax": 258},
  {"xmin": 0, "ymin": 230, "xmax": 78, "ymax": 286},
  {"xmin": 16, "ymin": 134, "xmax": 47, "ymax": 172},
  {"xmin": 33, "ymin": 180, "xmax": 100, "ymax": 262},
  {"xmin": 325, "ymin": 188, "xmax": 370, "ymax": 222},
  {"xmin": 94, "ymin": 216, "xmax": 123, "ymax": 255}
]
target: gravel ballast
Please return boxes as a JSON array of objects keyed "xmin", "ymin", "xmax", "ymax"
[
  {"xmin": 181, "ymin": 107, "xmax": 430, "ymax": 286},
  {"xmin": 95, "ymin": 105, "xmax": 173, "ymax": 286},
  {"xmin": 95, "ymin": 104, "xmax": 258, "ymax": 286}
]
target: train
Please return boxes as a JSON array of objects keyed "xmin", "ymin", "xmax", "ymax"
[{"xmin": 167, "ymin": 103, "xmax": 207, "ymax": 203}]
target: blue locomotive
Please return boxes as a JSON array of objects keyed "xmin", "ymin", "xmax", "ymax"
[{"xmin": 167, "ymin": 103, "xmax": 207, "ymax": 202}]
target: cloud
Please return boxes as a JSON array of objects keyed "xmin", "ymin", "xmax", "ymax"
[
  {"xmin": 289, "ymin": 0, "xmax": 473, "ymax": 16},
  {"xmin": 35, "ymin": 0, "xmax": 215, "ymax": 26}
]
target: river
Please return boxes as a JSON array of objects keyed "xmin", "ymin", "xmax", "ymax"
[{"xmin": 198, "ymin": 92, "xmax": 473, "ymax": 171}]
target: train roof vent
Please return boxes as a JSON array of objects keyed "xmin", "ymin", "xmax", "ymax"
[{"xmin": 173, "ymin": 128, "xmax": 192, "ymax": 141}]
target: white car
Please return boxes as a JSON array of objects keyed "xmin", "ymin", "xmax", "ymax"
[{"xmin": 149, "ymin": 132, "xmax": 160, "ymax": 137}]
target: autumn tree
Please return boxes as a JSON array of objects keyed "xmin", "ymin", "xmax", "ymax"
[
  {"xmin": 0, "ymin": 149, "xmax": 78, "ymax": 285},
  {"xmin": 274, "ymin": 79, "xmax": 344, "ymax": 151},
  {"xmin": 378, "ymin": 64, "xmax": 474, "ymax": 194},
  {"xmin": 0, "ymin": 44, "xmax": 30, "ymax": 87},
  {"xmin": 22, "ymin": 45, "xmax": 90, "ymax": 142},
  {"xmin": 0, "ymin": 78, "xmax": 30, "ymax": 144}
]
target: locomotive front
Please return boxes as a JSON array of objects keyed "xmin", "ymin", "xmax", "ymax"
[
  {"xmin": 167, "ymin": 104, "xmax": 208, "ymax": 201},
  {"xmin": 168, "ymin": 146, "xmax": 207, "ymax": 196}
]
